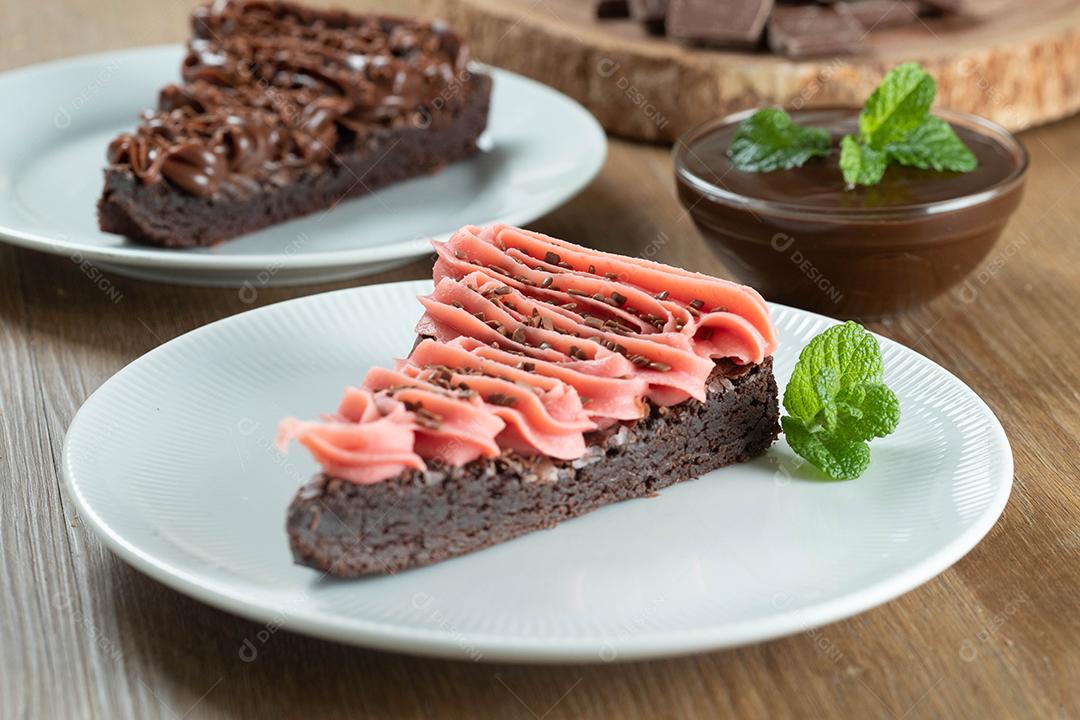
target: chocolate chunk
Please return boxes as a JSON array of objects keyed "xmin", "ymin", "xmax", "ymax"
[
  {"xmin": 920, "ymin": 0, "xmax": 963, "ymax": 13},
  {"xmin": 594, "ymin": 0, "xmax": 631, "ymax": 18},
  {"xmin": 767, "ymin": 4, "xmax": 865, "ymax": 58},
  {"xmin": 838, "ymin": 0, "xmax": 922, "ymax": 30},
  {"xmin": 629, "ymin": 0, "xmax": 669, "ymax": 35},
  {"xmin": 667, "ymin": 0, "xmax": 774, "ymax": 47}
]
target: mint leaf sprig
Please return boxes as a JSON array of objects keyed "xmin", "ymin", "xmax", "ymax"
[
  {"xmin": 780, "ymin": 322, "xmax": 900, "ymax": 480},
  {"xmin": 726, "ymin": 107, "xmax": 832, "ymax": 172},
  {"xmin": 841, "ymin": 63, "xmax": 976, "ymax": 187},
  {"xmin": 725, "ymin": 62, "xmax": 978, "ymax": 189}
]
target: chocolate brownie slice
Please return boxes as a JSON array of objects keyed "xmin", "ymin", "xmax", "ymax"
[
  {"xmin": 287, "ymin": 358, "xmax": 779, "ymax": 577},
  {"xmin": 98, "ymin": 0, "xmax": 491, "ymax": 248}
]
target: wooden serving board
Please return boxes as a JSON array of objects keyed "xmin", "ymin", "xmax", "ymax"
[{"xmin": 437, "ymin": 0, "xmax": 1080, "ymax": 142}]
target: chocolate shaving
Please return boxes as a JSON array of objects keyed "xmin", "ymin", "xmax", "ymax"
[{"xmin": 415, "ymin": 416, "xmax": 442, "ymax": 431}]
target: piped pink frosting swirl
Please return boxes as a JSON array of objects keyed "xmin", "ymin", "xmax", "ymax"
[{"xmin": 278, "ymin": 224, "xmax": 778, "ymax": 484}]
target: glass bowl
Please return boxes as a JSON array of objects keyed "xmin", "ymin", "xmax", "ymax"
[{"xmin": 674, "ymin": 107, "xmax": 1029, "ymax": 318}]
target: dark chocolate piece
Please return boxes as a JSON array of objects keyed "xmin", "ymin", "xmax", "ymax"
[
  {"xmin": 98, "ymin": 0, "xmax": 491, "ymax": 247},
  {"xmin": 629, "ymin": 0, "xmax": 669, "ymax": 35},
  {"xmin": 287, "ymin": 358, "xmax": 780, "ymax": 577},
  {"xmin": 667, "ymin": 0, "xmax": 774, "ymax": 48},
  {"xmin": 767, "ymin": 4, "xmax": 865, "ymax": 58},
  {"xmin": 838, "ymin": 0, "xmax": 915, "ymax": 29},
  {"xmin": 839, "ymin": 0, "xmax": 924, "ymax": 30},
  {"xmin": 595, "ymin": 0, "xmax": 631, "ymax": 19},
  {"xmin": 919, "ymin": 0, "xmax": 963, "ymax": 13}
]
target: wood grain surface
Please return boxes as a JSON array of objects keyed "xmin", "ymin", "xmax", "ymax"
[
  {"xmin": 442, "ymin": 0, "xmax": 1080, "ymax": 141},
  {"xmin": 1, "ymin": 0, "xmax": 1078, "ymax": 718}
]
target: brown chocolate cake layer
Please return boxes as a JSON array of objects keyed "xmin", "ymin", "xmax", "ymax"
[
  {"xmin": 98, "ymin": 0, "xmax": 491, "ymax": 247},
  {"xmin": 287, "ymin": 357, "xmax": 779, "ymax": 577}
]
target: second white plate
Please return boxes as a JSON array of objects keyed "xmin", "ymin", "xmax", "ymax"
[
  {"xmin": 63, "ymin": 280, "xmax": 1013, "ymax": 663},
  {"xmin": 0, "ymin": 46, "xmax": 606, "ymax": 287}
]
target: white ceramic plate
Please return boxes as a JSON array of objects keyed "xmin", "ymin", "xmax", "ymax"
[
  {"xmin": 0, "ymin": 47, "xmax": 605, "ymax": 286},
  {"xmin": 63, "ymin": 281, "xmax": 1012, "ymax": 663}
]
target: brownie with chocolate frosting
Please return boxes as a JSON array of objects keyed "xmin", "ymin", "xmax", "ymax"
[{"xmin": 98, "ymin": 0, "xmax": 491, "ymax": 248}]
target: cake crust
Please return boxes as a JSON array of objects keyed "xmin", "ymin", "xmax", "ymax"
[{"xmin": 287, "ymin": 357, "xmax": 779, "ymax": 577}]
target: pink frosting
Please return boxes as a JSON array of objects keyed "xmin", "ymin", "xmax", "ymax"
[
  {"xmin": 278, "ymin": 223, "xmax": 778, "ymax": 484},
  {"xmin": 276, "ymin": 389, "xmax": 427, "ymax": 484}
]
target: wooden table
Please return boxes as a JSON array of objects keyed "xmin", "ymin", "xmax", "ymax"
[{"xmin": 2, "ymin": 1, "xmax": 1078, "ymax": 717}]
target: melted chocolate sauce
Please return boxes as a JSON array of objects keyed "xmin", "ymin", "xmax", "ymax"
[
  {"xmin": 675, "ymin": 107, "xmax": 1028, "ymax": 317},
  {"xmin": 682, "ymin": 108, "xmax": 1019, "ymax": 209}
]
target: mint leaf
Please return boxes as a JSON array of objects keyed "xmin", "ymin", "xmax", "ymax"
[
  {"xmin": 840, "ymin": 136, "xmax": 887, "ymax": 187},
  {"xmin": 835, "ymin": 382, "xmax": 901, "ymax": 442},
  {"xmin": 780, "ymin": 322, "xmax": 900, "ymax": 480},
  {"xmin": 859, "ymin": 62, "xmax": 936, "ymax": 149},
  {"xmin": 885, "ymin": 116, "xmax": 978, "ymax": 173},
  {"xmin": 782, "ymin": 416, "xmax": 871, "ymax": 481},
  {"xmin": 728, "ymin": 64, "xmax": 978, "ymax": 189},
  {"xmin": 727, "ymin": 108, "xmax": 832, "ymax": 172},
  {"xmin": 784, "ymin": 321, "xmax": 884, "ymax": 421}
]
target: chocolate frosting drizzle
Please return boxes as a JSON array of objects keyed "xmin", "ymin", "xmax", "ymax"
[{"xmin": 106, "ymin": 0, "xmax": 473, "ymax": 199}]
